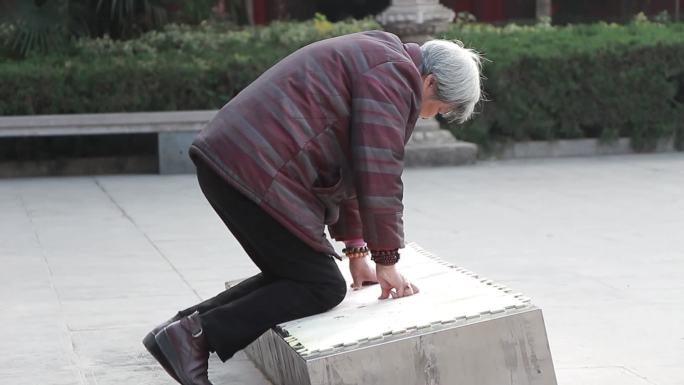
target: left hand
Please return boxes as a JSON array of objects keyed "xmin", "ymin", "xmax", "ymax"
[{"xmin": 349, "ymin": 257, "xmax": 378, "ymax": 290}]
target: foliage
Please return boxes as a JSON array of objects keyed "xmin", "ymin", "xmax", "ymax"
[
  {"xmin": 172, "ymin": 0, "xmax": 216, "ymax": 25},
  {"xmin": 90, "ymin": 0, "xmax": 168, "ymax": 38},
  {"xmin": 70, "ymin": 15, "xmax": 378, "ymax": 56},
  {"xmin": 0, "ymin": 0, "xmax": 192, "ymax": 57},
  {"xmin": 0, "ymin": 16, "xmax": 380, "ymax": 114},
  {"xmin": 0, "ymin": 0, "xmax": 71, "ymax": 57},
  {"xmin": 442, "ymin": 20, "xmax": 684, "ymax": 151},
  {"xmin": 2, "ymin": 13, "xmax": 682, "ymax": 152}
]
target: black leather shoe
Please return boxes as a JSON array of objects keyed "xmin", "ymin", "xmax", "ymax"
[
  {"xmin": 155, "ymin": 311, "xmax": 212, "ymax": 385},
  {"xmin": 142, "ymin": 313, "xmax": 183, "ymax": 383}
]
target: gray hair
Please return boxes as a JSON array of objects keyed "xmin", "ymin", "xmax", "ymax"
[{"xmin": 420, "ymin": 39, "xmax": 483, "ymax": 123}]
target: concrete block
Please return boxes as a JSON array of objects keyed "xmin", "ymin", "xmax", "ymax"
[
  {"xmin": 405, "ymin": 119, "xmax": 478, "ymax": 166},
  {"xmin": 405, "ymin": 140, "xmax": 478, "ymax": 167},
  {"xmin": 244, "ymin": 243, "xmax": 557, "ymax": 385},
  {"xmin": 158, "ymin": 131, "xmax": 197, "ymax": 174}
]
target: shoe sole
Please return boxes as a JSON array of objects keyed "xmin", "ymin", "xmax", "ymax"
[
  {"xmin": 155, "ymin": 327, "xmax": 193, "ymax": 385},
  {"xmin": 142, "ymin": 331, "xmax": 182, "ymax": 384}
]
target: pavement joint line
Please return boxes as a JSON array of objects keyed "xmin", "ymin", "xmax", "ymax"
[
  {"xmin": 19, "ymin": 194, "xmax": 90, "ymax": 385},
  {"xmin": 93, "ymin": 176, "xmax": 203, "ymax": 302},
  {"xmin": 555, "ymin": 365, "xmax": 658, "ymax": 384},
  {"xmin": 622, "ymin": 366, "xmax": 660, "ymax": 385},
  {"xmin": 556, "ymin": 365, "xmax": 635, "ymax": 369}
]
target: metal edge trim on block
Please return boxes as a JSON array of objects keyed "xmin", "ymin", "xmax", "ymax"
[{"xmin": 298, "ymin": 304, "xmax": 538, "ymax": 361}]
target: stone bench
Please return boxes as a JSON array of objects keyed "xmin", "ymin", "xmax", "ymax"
[
  {"xmin": 232, "ymin": 243, "xmax": 557, "ymax": 385},
  {"xmin": 0, "ymin": 110, "xmax": 216, "ymax": 174},
  {"xmin": 0, "ymin": 111, "xmax": 478, "ymax": 177}
]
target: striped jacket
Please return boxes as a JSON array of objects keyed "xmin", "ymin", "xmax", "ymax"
[{"xmin": 189, "ymin": 31, "xmax": 423, "ymax": 256}]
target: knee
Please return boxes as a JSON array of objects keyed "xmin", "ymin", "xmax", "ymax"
[
  {"xmin": 316, "ymin": 275, "xmax": 347, "ymax": 311},
  {"xmin": 329, "ymin": 276, "xmax": 348, "ymax": 307}
]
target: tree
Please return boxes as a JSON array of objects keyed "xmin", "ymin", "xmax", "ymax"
[{"xmin": 0, "ymin": 0, "xmax": 168, "ymax": 57}]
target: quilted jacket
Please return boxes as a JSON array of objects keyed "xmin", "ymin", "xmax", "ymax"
[{"xmin": 189, "ymin": 30, "xmax": 423, "ymax": 256}]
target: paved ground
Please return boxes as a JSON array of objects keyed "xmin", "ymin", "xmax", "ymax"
[{"xmin": 1, "ymin": 153, "xmax": 683, "ymax": 385}]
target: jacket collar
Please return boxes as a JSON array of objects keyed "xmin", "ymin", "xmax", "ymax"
[
  {"xmin": 403, "ymin": 42, "xmax": 423, "ymax": 145},
  {"xmin": 404, "ymin": 42, "xmax": 423, "ymax": 75}
]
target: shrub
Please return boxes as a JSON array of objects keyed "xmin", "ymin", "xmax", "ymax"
[
  {"xmin": 442, "ymin": 21, "xmax": 684, "ymax": 151},
  {"xmin": 0, "ymin": 16, "xmax": 379, "ymax": 115},
  {"xmin": 0, "ymin": 0, "xmax": 173, "ymax": 57},
  {"xmin": 2, "ymin": 17, "xmax": 683, "ymax": 152}
]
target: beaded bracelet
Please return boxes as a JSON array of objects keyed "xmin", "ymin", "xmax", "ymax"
[
  {"xmin": 342, "ymin": 245, "xmax": 369, "ymax": 259},
  {"xmin": 370, "ymin": 249, "xmax": 400, "ymax": 265}
]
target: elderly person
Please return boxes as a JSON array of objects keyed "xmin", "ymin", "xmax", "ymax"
[{"xmin": 143, "ymin": 30, "xmax": 482, "ymax": 385}]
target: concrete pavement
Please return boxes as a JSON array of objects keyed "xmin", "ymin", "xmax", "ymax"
[{"xmin": 1, "ymin": 153, "xmax": 683, "ymax": 385}]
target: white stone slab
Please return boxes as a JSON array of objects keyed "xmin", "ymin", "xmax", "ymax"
[
  {"xmin": 280, "ymin": 243, "xmax": 528, "ymax": 355},
  {"xmin": 244, "ymin": 243, "xmax": 557, "ymax": 385}
]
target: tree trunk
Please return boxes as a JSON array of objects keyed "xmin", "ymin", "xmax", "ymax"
[
  {"xmin": 245, "ymin": 0, "xmax": 254, "ymax": 25},
  {"xmin": 676, "ymin": 0, "xmax": 680, "ymax": 21},
  {"xmin": 536, "ymin": 0, "xmax": 552, "ymax": 21},
  {"xmin": 213, "ymin": 0, "xmax": 226, "ymax": 17}
]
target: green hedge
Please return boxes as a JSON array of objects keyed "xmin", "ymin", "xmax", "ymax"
[
  {"xmin": 0, "ymin": 16, "xmax": 379, "ymax": 115},
  {"xmin": 2, "ymin": 17, "xmax": 683, "ymax": 151},
  {"xmin": 442, "ymin": 21, "xmax": 684, "ymax": 151}
]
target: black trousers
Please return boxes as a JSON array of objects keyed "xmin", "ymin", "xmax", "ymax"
[{"xmin": 178, "ymin": 160, "xmax": 347, "ymax": 361}]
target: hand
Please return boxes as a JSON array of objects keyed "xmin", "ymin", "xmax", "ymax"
[
  {"xmin": 376, "ymin": 264, "xmax": 419, "ymax": 300},
  {"xmin": 349, "ymin": 257, "xmax": 378, "ymax": 290}
]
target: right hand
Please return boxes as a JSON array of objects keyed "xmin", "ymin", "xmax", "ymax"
[
  {"xmin": 376, "ymin": 264, "xmax": 419, "ymax": 300},
  {"xmin": 349, "ymin": 257, "xmax": 378, "ymax": 290}
]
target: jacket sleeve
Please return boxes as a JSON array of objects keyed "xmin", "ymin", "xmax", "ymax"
[
  {"xmin": 329, "ymin": 197, "xmax": 364, "ymax": 242},
  {"xmin": 349, "ymin": 61, "xmax": 419, "ymax": 251}
]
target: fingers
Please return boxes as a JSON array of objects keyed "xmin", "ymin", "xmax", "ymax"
[
  {"xmin": 397, "ymin": 284, "xmax": 406, "ymax": 298},
  {"xmin": 379, "ymin": 279, "xmax": 419, "ymax": 300},
  {"xmin": 411, "ymin": 283, "xmax": 420, "ymax": 294},
  {"xmin": 393, "ymin": 282, "xmax": 418, "ymax": 299},
  {"xmin": 379, "ymin": 286, "xmax": 391, "ymax": 300}
]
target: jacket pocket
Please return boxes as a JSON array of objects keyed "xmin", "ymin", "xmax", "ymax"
[{"xmin": 311, "ymin": 168, "xmax": 348, "ymax": 225}]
